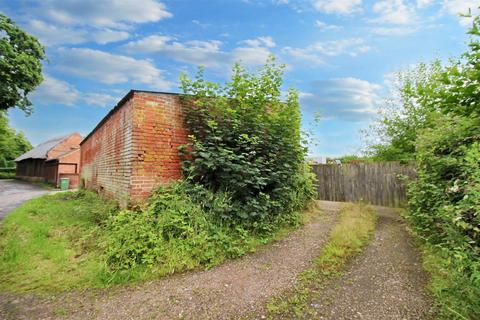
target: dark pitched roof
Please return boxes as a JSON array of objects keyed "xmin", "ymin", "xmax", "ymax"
[
  {"xmin": 15, "ymin": 134, "xmax": 74, "ymax": 162},
  {"xmin": 80, "ymin": 90, "xmax": 182, "ymax": 145}
]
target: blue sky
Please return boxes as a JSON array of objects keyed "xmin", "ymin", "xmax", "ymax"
[{"xmin": 1, "ymin": 0, "xmax": 477, "ymax": 157}]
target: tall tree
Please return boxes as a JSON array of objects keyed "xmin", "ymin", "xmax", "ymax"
[
  {"xmin": 0, "ymin": 14, "xmax": 45, "ymax": 115},
  {"xmin": 362, "ymin": 61, "xmax": 443, "ymax": 162}
]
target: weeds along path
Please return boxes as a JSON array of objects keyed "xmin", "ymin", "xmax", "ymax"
[
  {"xmin": 0, "ymin": 201, "xmax": 340, "ymax": 320},
  {"xmin": 306, "ymin": 206, "xmax": 434, "ymax": 319}
]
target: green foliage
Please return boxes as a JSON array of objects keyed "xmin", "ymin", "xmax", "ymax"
[
  {"xmin": 0, "ymin": 111, "xmax": 32, "ymax": 163},
  {"xmin": 0, "ymin": 190, "xmax": 117, "ymax": 292},
  {"xmin": 0, "ymin": 14, "xmax": 46, "ymax": 114},
  {"xmin": 0, "ymin": 185, "xmax": 303, "ymax": 292},
  {"xmin": 421, "ymin": 244, "xmax": 480, "ymax": 320},
  {"xmin": 364, "ymin": 61, "xmax": 443, "ymax": 162},
  {"xmin": 0, "ymin": 167, "xmax": 15, "ymax": 179},
  {"xmin": 408, "ymin": 115, "xmax": 480, "ymax": 319},
  {"xmin": 384, "ymin": 14, "xmax": 480, "ymax": 319},
  {"xmin": 104, "ymin": 181, "xmax": 298, "ymax": 274},
  {"xmin": 104, "ymin": 58, "xmax": 315, "ymax": 277},
  {"xmin": 179, "ymin": 56, "xmax": 314, "ymax": 226},
  {"xmin": 336, "ymin": 154, "xmax": 374, "ymax": 164}
]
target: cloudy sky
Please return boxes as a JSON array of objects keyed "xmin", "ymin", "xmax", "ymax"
[{"xmin": 1, "ymin": 0, "xmax": 477, "ymax": 156}]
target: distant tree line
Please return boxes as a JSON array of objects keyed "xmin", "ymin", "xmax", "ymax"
[{"xmin": 0, "ymin": 111, "xmax": 31, "ymax": 167}]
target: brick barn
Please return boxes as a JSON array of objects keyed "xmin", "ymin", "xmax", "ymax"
[
  {"xmin": 15, "ymin": 133, "xmax": 82, "ymax": 188},
  {"xmin": 80, "ymin": 90, "xmax": 189, "ymax": 206}
]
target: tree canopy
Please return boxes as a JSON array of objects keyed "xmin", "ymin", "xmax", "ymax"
[
  {"xmin": 363, "ymin": 61, "xmax": 443, "ymax": 162},
  {"xmin": 0, "ymin": 14, "xmax": 45, "ymax": 115}
]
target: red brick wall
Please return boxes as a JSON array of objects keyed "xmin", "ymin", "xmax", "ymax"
[
  {"xmin": 130, "ymin": 92, "xmax": 190, "ymax": 200},
  {"xmin": 80, "ymin": 91, "xmax": 190, "ymax": 205},
  {"xmin": 59, "ymin": 173, "xmax": 80, "ymax": 188},
  {"xmin": 80, "ymin": 96, "xmax": 135, "ymax": 206},
  {"xmin": 58, "ymin": 149, "xmax": 80, "ymax": 176},
  {"xmin": 47, "ymin": 133, "xmax": 82, "ymax": 159}
]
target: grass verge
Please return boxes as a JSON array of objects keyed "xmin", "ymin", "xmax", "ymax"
[
  {"xmin": 0, "ymin": 171, "xmax": 15, "ymax": 179},
  {"xmin": 0, "ymin": 191, "xmax": 115, "ymax": 292},
  {"xmin": 420, "ymin": 245, "xmax": 480, "ymax": 320},
  {"xmin": 0, "ymin": 189, "xmax": 310, "ymax": 293},
  {"xmin": 264, "ymin": 202, "xmax": 377, "ymax": 319}
]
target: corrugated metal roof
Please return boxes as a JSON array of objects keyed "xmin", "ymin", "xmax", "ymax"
[{"xmin": 15, "ymin": 134, "xmax": 71, "ymax": 162}]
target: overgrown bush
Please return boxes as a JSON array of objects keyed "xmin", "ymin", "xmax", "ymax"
[
  {"xmin": 104, "ymin": 181, "xmax": 295, "ymax": 273},
  {"xmin": 179, "ymin": 57, "xmax": 314, "ymax": 226},
  {"xmin": 103, "ymin": 57, "xmax": 315, "ymax": 274},
  {"xmin": 403, "ymin": 16, "xmax": 480, "ymax": 319},
  {"xmin": 363, "ymin": 61, "xmax": 443, "ymax": 162},
  {"xmin": 363, "ymin": 12, "xmax": 480, "ymax": 319}
]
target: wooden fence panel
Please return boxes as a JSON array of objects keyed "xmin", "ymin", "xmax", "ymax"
[{"xmin": 311, "ymin": 162, "xmax": 415, "ymax": 207}]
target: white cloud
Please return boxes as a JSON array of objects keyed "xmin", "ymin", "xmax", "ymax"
[
  {"xmin": 124, "ymin": 36, "xmax": 226, "ymax": 68},
  {"xmin": 371, "ymin": 26, "xmax": 418, "ymax": 35},
  {"xmin": 27, "ymin": 20, "xmax": 87, "ymax": 46},
  {"xmin": 282, "ymin": 38, "xmax": 371, "ymax": 65},
  {"xmin": 232, "ymin": 46, "xmax": 273, "ymax": 66},
  {"xmin": 56, "ymin": 48, "xmax": 172, "ymax": 90},
  {"xmin": 83, "ymin": 92, "xmax": 119, "ymax": 107},
  {"xmin": 124, "ymin": 35, "xmax": 275, "ymax": 68},
  {"xmin": 241, "ymin": 36, "xmax": 276, "ymax": 48},
  {"xmin": 371, "ymin": 0, "xmax": 416, "ymax": 25},
  {"xmin": 30, "ymin": 75, "xmax": 80, "ymax": 106},
  {"xmin": 442, "ymin": 0, "xmax": 479, "ymax": 26},
  {"xmin": 416, "ymin": 0, "xmax": 434, "ymax": 8},
  {"xmin": 312, "ymin": 0, "xmax": 362, "ymax": 15},
  {"xmin": 29, "ymin": 75, "xmax": 121, "ymax": 108},
  {"xmin": 315, "ymin": 20, "xmax": 341, "ymax": 30},
  {"xmin": 27, "ymin": 20, "xmax": 130, "ymax": 46},
  {"xmin": 301, "ymin": 77, "xmax": 382, "ymax": 121},
  {"xmin": 13, "ymin": 1, "xmax": 170, "ymax": 46},
  {"xmin": 38, "ymin": 0, "xmax": 172, "ymax": 28},
  {"xmin": 92, "ymin": 29, "xmax": 130, "ymax": 44}
]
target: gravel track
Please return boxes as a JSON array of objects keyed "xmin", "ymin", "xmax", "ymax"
[
  {"xmin": 0, "ymin": 202, "xmax": 433, "ymax": 320},
  {"xmin": 308, "ymin": 205, "xmax": 434, "ymax": 320}
]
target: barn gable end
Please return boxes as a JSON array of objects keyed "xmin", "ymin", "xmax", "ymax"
[{"xmin": 80, "ymin": 90, "xmax": 189, "ymax": 206}]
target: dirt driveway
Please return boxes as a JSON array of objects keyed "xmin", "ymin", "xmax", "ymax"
[
  {"xmin": 0, "ymin": 201, "xmax": 433, "ymax": 320},
  {"xmin": 0, "ymin": 179, "xmax": 53, "ymax": 220}
]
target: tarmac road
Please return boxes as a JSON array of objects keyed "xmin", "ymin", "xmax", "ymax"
[{"xmin": 0, "ymin": 179, "xmax": 53, "ymax": 220}]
